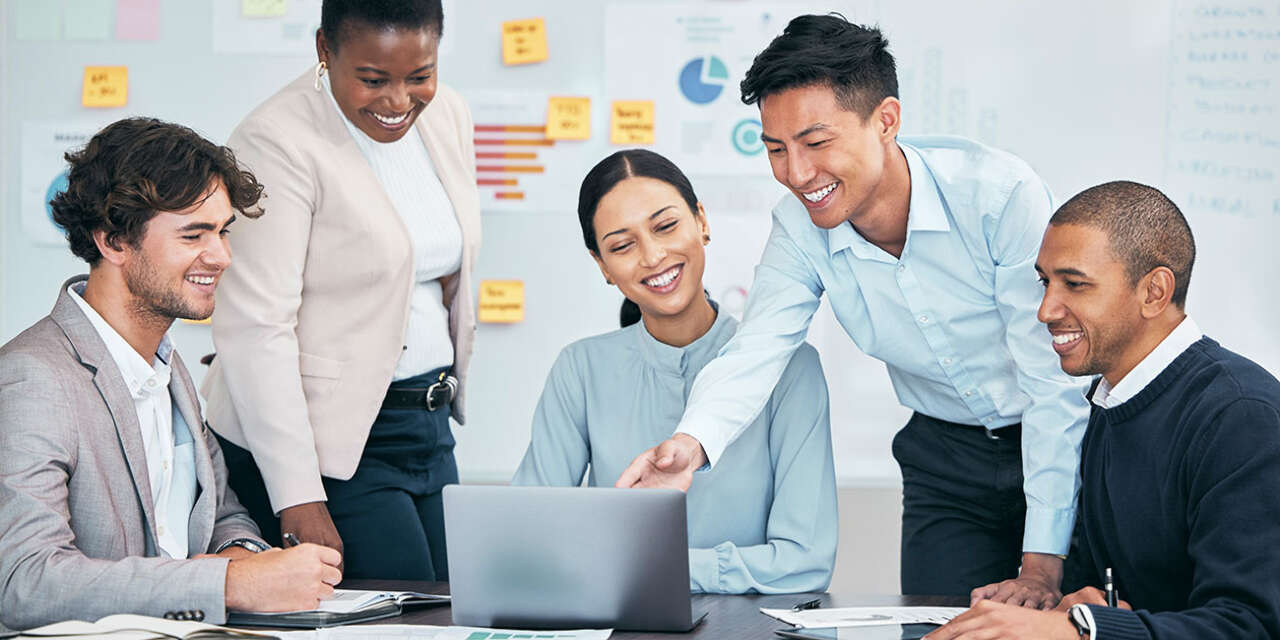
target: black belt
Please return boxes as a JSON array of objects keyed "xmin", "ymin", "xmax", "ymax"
[{"xmin": 381, "ymin": 371, "xmax": 458, "ymax": 412}]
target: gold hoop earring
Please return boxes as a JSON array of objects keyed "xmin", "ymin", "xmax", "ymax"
[{"xmin": 313, "ymin": 61, "xmax": 327, "ymax": 91}]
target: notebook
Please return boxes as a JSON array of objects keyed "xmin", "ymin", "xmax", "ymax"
[
  {"xmin": 3, "ymin": 614, "xmax": 276, "ymax": 639},
  {"xmin": 226, "ymin": 590, "xmax": 450, "ymax": 628}
]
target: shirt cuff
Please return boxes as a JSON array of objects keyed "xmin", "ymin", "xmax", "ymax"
[
  {"xmin": 1022, "ymin": 506, "xmax": 1075, "ymax": 556},
  {"xmin": 1086, "ymin": 605, "xmax": 1151, "ymax": 640},
  {"xmin": 688, "ymin": 547, "xmax": 720, "ymax": 593}
]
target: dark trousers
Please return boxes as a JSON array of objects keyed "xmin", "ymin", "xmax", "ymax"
[
  {"xmin": 218, "ymin": 367, "xmax": 458, "ymax": 581},
  {"xmin": 892, "ymin": 412, "xmax": 1026, "ymax": 596}
]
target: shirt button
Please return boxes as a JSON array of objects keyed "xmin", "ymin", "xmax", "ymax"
[
  {"xmin": 918, "ymin": 315, "xmax": 929, "ymax": 324},
  {"xmin": 984, "ymin": 417, "xmax": 993, "ymax": 423},
  {"xmin": 965, "ymin": 390, "xmax": 974, "ymax": 397},
  {"xmin": 897, "ymin": 264, "xmax": 906, "ymax": 272},
  {"xmin": 942, "ymin": 358, "xmax": 952, "ymax": 365},
  {"xmin": 158, "ymin": 525, "xmax": 166, "ymax": 535}
]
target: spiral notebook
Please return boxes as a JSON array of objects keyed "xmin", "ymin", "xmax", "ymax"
[{"xmin": 227, "ymin": 590, "xmax": 450, "ymax": 628}]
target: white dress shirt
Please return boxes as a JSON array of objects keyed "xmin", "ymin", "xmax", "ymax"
[
  {"xmin": 1092, "ymin": 316, "xmax": 1203, "ymax": 409},
  {"xmin": 326, "ymin": 79, "xmax": 464, "ymax": 381},
  {"xmin": 68, "ymin": 284, "xmax": 196, "ymax": 558}
]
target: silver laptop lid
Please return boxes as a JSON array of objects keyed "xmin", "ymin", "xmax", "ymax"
[{"xmin": 443, "ymin": 485, "xmax": 698, "ymax": 631}]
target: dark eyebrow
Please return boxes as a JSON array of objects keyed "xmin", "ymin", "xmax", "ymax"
[
  {"xmin": 601, "ymin": 206, "xmax": 676, "ymax": 240},
  {"xmin": 177, "ymin": 213, "xmax": 236, "ymax": 234},
  {"xmin": 355, "ymin": 63, "xmax": 435, "ymax": 75},
  {"xmin": 760, "ymin": 123, "xmax": 832, "ymax": 145}
]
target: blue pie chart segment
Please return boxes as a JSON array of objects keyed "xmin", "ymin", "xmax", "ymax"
[
  {"xmin": 679, "ymin": 56, "xmax": 728, "ymax": 105},
  {"xmin": 46, "ymin": 170, "xmax": 70, "ymax": 230}
]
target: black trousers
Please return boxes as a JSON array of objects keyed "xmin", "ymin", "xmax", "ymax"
[
  {"xmin": 892, "ymin": 412, "xmax": 1026, "ymax": 596},
  {"xmin": 217, "ymin": 366, "xmax": 458, "ymax": 581}
]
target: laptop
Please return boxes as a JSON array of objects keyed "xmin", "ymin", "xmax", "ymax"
[{"xmin": 443, "ymin": 485, "xmax": 709, "ymax": 632}]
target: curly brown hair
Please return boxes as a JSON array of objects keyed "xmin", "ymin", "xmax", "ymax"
[{"xmin": 50, "ymin": 117, "xmax": 265, "ymax": 265}]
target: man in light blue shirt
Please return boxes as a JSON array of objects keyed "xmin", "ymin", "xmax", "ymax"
[{"xmin": 617, "ymin": 15, "xmax": 1090, "ymax": 605}]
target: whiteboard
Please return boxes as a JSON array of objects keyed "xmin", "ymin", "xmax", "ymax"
[{"xmin": 2, "ymin": 0, "xmax": 1277, "ymax": 487}]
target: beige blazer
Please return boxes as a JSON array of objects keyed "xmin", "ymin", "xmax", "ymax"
[
  {"xmin": 201, "ymin": 71, "xmax": 481, "ymax": 514},
  {"xmin": 0, "ymin": 277, "xmax": 264, "ymax": 631}
]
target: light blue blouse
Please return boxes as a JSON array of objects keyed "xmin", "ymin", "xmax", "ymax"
[{"xmin": 512, "ymin": 307, "xmax": 837, "ymax": 594}]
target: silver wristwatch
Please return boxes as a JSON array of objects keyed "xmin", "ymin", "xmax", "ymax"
[{"xmin": 1068, "ymin": 603, "xmax": 1096, "ymax": 638}]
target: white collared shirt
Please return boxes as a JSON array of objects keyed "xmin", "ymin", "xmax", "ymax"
[
  {"xmin": 1092, "ymin": 316, "xmax": 1204, "ymax": 409},
  {"xmin": 68, "ymin": 284, "xmax": 197, "ymax": 558}
]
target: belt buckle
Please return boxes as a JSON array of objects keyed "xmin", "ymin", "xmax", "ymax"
[{"xmin": 425, "ymin": 380, "xmax": 447, "ymax": 411}]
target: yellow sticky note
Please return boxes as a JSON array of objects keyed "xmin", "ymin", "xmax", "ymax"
[
  {"xmin": 82, "ymin": 66, "xmax": 128, "ymax": 108},
  {"xmin": 478, "ymin": 280, "xmax": 525, "ymax": 323},
  {"xmin": 502, "ymin": 18, "xmax": 548, "ymax": 65},
  {"xmin": 610, "ymin": 100, "xmax": 655, "ymax": 145},
  {"xmin": 242, "ymin": 0, "xmax": 287, "ymax": 18},
  {"xmin": 546, "ymin": 97, "xmax": 591, "ymax": 140}
]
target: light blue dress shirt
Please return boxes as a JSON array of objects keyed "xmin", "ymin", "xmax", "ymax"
[
  {"xmin": 677, "ymin": 136, "xmax": 1091, "ymax": 555},
  {"xmin": 513, "ymin": 307, "xmax": 838, "ymax": 594}
]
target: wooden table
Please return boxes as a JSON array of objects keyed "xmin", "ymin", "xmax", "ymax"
[{"xmin": 340, "ymin": 580, "xmax": 966, "ymax": 640}]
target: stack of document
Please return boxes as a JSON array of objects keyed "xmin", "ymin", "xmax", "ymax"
[
  {"xmin": 227, "ymin": 589, "xmax": 450, "ymax": 628},
  {"xmin": 760, "ymin": 606, "xmax": 967, "ymax": 628}
]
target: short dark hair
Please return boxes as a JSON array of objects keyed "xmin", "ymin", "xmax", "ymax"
[
  {"xmin": 1051, "ymin": 181, "xmax": 1196, "ymax": 307},
  {"xmin": 577, "ymin": 149, "xmax": 702, "ymax": 328},
  {"xmin": 321, "ymin": 0, "xmax": 443, "ymax": 50},
  {"xmin": 50, "ymin": 117, "xmax": 265, "ymax": 266},
  {"xmin": 740, "ymin": 14, "xmax": 898, "ymax": 119}
]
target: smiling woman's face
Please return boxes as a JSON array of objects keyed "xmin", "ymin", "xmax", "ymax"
[
  {"xmin": 318, "ymin": 22, "xmax": 438, "ymax": 143},
  {"xmin": 591, "ymin": 177, "xmax": 709, "ymax": 323}
]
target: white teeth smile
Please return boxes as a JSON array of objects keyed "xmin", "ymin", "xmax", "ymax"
[
  {"xmin": 644, "ymin": 266, "xmax": 680, "ymax": 288},
  {"xmin": 803, "ymin": 182, "xmax": 838, "ymax": 202},
  {"xmin": 370, "ymin": 111, "xmax": 409, "ymax": 125},
  {"xmin": 1053, "ymin": 332, "xmax": 1082, "ymax": 344},
  {"xmin": 186, "ymin": 276, "xmax": 215, "ymax": 285}
]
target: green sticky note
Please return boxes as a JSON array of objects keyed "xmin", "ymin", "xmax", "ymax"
[
  {"xmin": 14, "ymin": 0, "xmax": 62, "ymax": 40},
  {"xmin": 64, "ymin": 0, "xmax": 113, "ymax": 40},
  {"xmin": 465, "ymin": 633, "xmax": 490, "ymax": 640},
  {"xmin": 491, "ymin": 635, "xmax": 512, "ymax": 640},
  {"xmin": 242, "ymin": 0, "xmax": 287, "ymax": 17}
]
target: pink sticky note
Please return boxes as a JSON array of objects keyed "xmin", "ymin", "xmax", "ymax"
[{"xmin": 115, "ymin": 0, "xmax": 161, "ymax": 40}]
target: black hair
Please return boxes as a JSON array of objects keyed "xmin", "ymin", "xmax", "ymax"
[
  {"xmin": 321, "ymin": 0, "xmax": 443, "ymax": 50},
  {"xmin": 577, "ymin": 149, "xmax": 701, "ymax": 328},
  {"xmin": 50, "ymin": 117, "xmax": 264, "ymax": 266},
  {"xmin": 1052, "ymin": 181, "xmax": 1196, "ymax": 308},
  {"xmin": 740, "ymin": 13, "xmax": 898, "ymax": 119}
]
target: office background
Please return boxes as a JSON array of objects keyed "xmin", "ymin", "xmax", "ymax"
[{"xmin": 2, "ymin": 0, "xmax": 1277, "ymax": 593}]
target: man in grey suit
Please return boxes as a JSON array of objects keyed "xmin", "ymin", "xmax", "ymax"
[{"xmin": 0, "ymin": 118, "xmax": 342, "ymax": 631}]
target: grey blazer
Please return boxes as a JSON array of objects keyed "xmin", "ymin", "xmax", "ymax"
[{"xmin": 0, "ymin": 276, "xmax": 265, "ymax": 631}]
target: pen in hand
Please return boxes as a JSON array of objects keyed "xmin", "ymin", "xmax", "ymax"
[
  {"xmin": 282, "ymin": 532, "xmax": 302, "ymax": 548},
  {"xmin": 1105, "ymin": 567, "xmax": 1118, "ymax": 607},
  {"xmin": 792, "ymin": 598, "xmax": 822, "ymax": 612}
]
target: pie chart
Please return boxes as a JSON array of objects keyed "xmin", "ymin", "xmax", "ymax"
[{"xmin": 678, "ymin": 56, "xmax": 729, "ymax": 105}]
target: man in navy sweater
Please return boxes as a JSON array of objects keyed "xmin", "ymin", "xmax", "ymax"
[{"xmin": 928, "ymin": 181, "xmax": 1280, "ymax": 639}]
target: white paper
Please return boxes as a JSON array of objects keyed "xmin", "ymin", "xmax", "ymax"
[
  {"xmin": 760, "ymin": 606, "xmax": 966, "ymax": 628},
  {"xmin": 277, "ymin": 625, "xmax": 611, "ymax": 640},
  {"xmin": 17, "ymin": 614, "xmax": 273, "ymax": 640}
]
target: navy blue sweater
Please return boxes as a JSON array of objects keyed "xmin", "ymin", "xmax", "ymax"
[{"xmin": 1064, "ymin": 337, "xmax": 1280, "ymax": 639}]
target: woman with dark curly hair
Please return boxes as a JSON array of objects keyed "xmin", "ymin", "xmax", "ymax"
[{"xmin": 200, "ymin": 0, "xmax": 480, "ymax": 580}]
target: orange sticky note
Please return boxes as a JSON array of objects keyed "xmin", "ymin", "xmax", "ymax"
[
  {"xmin": 82, "ymin": 66, "xmax": 128, "ymax": 108},
  {"xmin": 545, "ymin": 97, "xmax": 591, "ymax": 140},
  {"xmin": 502, "ymin": 18, "xmax": 548, "ymax": 65},
  {"xmin": 610, "ymin": 100, "xmax": 655, "ymax": 145},
  {"xmin": 478, "ymin": 280, "xmax": 525, "ymax": 323}
]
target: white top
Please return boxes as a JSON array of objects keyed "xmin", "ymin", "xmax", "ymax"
[
  {"xmin": 68, "ymin": 284, "xmax": 197, "ymax": 558},
  {"xmin": 1092, "ymin": 316, "xmax": 1204, "ymax": 408},
  {"xmin": 326, "ymin": 79, "xmax": 463, "ymax": 380}
]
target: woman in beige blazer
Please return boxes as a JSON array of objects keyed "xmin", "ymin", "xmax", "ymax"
[{"xmin": 201, "ymin": 0, "xmax": 479, "ymax": 580}]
